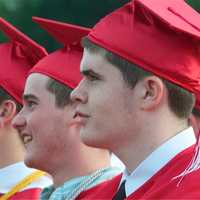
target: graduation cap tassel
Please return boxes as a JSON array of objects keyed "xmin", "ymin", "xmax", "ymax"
[
  {"xmin": 172, "ymin": 130, "xmax": 200, "ymax": 186},
  {"xmin": 185, "ymin": 132, "xmax": 200, "ymax": 172}
]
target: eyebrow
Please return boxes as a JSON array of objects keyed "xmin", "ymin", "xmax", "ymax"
[{"xmin": 23, "ymin": 94, "xmax": 39, "ymax": 102}]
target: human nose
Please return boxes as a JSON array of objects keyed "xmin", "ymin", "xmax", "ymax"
[
  {"xmin": 12, "ymin": 110, "xmax": 27, "ymax": 133},
  {"xmin": 71, "ymin": 81, "xmax": 88, "ymax": 104}
]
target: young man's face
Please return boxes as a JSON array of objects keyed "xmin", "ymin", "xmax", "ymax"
[
  {"xmin": 71, "ymin": 49, "xmax": 140, "ymax": 150},
  {"xmin": 12, "ymin": 73, "xmax": 77, "ymax": 170}
]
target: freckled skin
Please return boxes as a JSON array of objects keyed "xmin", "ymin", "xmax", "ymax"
[{"xmin": 13, "ymin": 73, "xmax": 77, "ymax": 171}]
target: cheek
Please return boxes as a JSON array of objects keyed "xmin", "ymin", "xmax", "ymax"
[
  {"xmin": 35, "ymin": 119, "xmax": 65, "ymax": 152},
  {"xmin": 95, "ymin": 90, "xmax": 133, "ymax": 127},
  {"xmin": 27, "ymin": 110, "xmax": 52, "ymax": 139},
  {"xmin": 90, "ymin": 84, "xmax": 115, "ymax": 107},
  {"xmin": 26, "ymin": 114, "xmax": 40, "ymax": 132},
  {"xmin": 31, "ymin": 113, "xmax": 46, "ymax": 126},
  {"xmin": 91, "ymin": 95, "xmax": 122, "ymax": 128},
  {"xmin": 95, "ymin": 86, "xmax": 128, "ymax": 112}
]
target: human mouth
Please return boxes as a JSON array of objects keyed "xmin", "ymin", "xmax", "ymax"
[
  {"xmin": 73, "ymin": 111, "xmax": 90, "ymax": 124},
  {"xmin": 21, "ymin": 134, "xmax": 33, "ymax": 145}
]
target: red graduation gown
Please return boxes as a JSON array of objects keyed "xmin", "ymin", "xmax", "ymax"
[
  {"xmin": 77, "ymin": 145, "xmax": 200, "ymax": 199},
  {"xmin": 0, "ymin": 188, "xmax": 42, "ymax": 199}
]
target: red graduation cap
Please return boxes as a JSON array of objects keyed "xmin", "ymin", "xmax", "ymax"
[
  {"xmin": 30, "ymin": 17, "xmax": 90, "ymax": 89},
  {"xmin": 0, "ymin": 18, "xmax": 47, "ymax": 104},
  {"xmin": 87, "ymin": 0, "xmax": 200, "ymax": 174},
  {"xmin": 87, "ymin": 0, "xmax": 200, "ymax": 94}
]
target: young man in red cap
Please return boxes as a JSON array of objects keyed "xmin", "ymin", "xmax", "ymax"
[
  {"xmin": 12, "ymin": 17, "xmax": 122, "ymax": 200},
  {"xmin": 71, "ymin": 0, "xmax": 200, "ymax": 199},
  {"xmin": 0, "ymin": 18, "xmax": 52, "ymax": 199}
]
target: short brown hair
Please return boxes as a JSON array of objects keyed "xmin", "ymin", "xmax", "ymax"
[
  {"xmin": 0, "ymin": 87, "xmax": 22, "ymax": 113},
  {"xmin": 82, "ymin": 37, "xmax": 194, "ymax": 119},
  {"xmin": 46, "ymin": 77, "xmax": 72, "ymax": 108},
  {"xmin": 192, "ymin": 107, "xmax": 200, "ymax": 118}
]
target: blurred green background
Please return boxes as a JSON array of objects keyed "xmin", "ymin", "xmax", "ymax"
[{"xmin": 0, "ymin": 0, "xmax": 199, "ymax": 52}]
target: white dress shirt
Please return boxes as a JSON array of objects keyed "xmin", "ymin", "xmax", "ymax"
[{"xmin": 120, "ymin": 127, "xmax": 196, "ymax": 197}]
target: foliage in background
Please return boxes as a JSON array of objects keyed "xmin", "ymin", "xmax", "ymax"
[
  {"xmin": 0, "ymin": 0, "xmax": 128, "ymax": 51},
  {"xmin": 186, "ymin": 0, "xmax": 200, "ymax": 12},
  {"xmin": 0, "ymin": 0, "xmax": 199, "ymax": 52}
]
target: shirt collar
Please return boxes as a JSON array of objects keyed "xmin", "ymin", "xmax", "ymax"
[
  {"xmin": 41, "ymin": 167, "xmax": 120, "ymax": 200},
  {"xmin": 121, "ymin": 127, "xmax": 196, "ymax": 197}
]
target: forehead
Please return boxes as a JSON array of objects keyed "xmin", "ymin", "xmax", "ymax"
[
  {"xmin": 81, "ymin": 49, "xmax": 125, "ymax": 83},
  {"xmin": 80, "ymin": 49, "xmax": 109, "ymax": 72},
  {"xmin": 24, "ymin": 73, "xmax": 49, "ymax": 95}
]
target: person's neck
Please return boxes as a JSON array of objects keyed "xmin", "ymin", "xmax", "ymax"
[
  {"xmin": 51, "ymin": 145, "xmax": 111, "ymax": 188},
  {"xmin": 114, "ymin": 113, "xmax": 189, "ymax": 173},
  {"xmin": 0, "ymin": 129, "xmax": 25, "ymax": 169}
]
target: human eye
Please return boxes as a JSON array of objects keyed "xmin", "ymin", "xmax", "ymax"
[
  {"xmin": 26, "ymin": 100, "xmax": 37, "ymax": 109},
  {"xmin": 83, "ymin": 70, "xmax": 101, "ymax": 82},
  {"xmin": 86, "ymin": 73, "xmax": 99, "ymax": 81}
]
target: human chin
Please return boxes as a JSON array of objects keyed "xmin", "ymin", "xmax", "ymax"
[
  {"xmin": 24, "ymin": 151, "xmax": 36, "ymax": 168},
  {"xmin": 24, "ymin": 147, "xmax": 41, "ymax": 169},
  {"xmin": 80, "ymin": 126, "xmax": 94, "ymax": 145},
  {"xmin": 80, "ymin": 126, "xmax": 102, "ymax": 148}
]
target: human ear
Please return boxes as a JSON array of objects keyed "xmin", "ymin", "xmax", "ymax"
[
  {"xmin": 0, "ymin": 100, "xmax": 17, "ymax": 127},
  {"xmin": 140, "ymin": 76, "xmax": 165, "ymax": 111}
]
